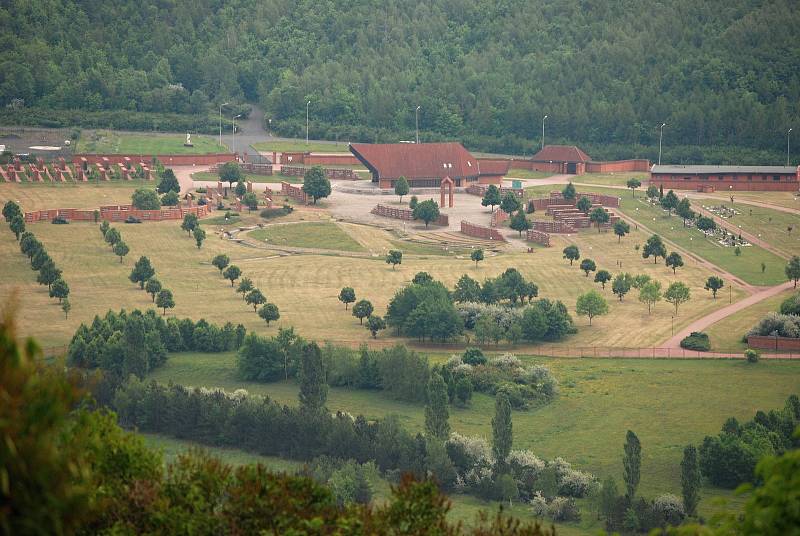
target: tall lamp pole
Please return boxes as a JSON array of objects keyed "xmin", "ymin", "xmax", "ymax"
[
  {"xmin": 788, "ymin": 128, "xmax": 793, "ymax": 166},
  {"xmin": 218, "ymin": 102, "xmax": 229, "ymax": 147},
  {"xmin": 542, "ymin": 115, "xmax": 548, "ymax": 150},
  {"xmin": 232, "ymin": 114, "xmax": 242, "ymax": 156},
  {"xmin": 416, "ymin": 106, "xmax": 421, "ymax": 144},
  {"xmin": 658, "ymin": 123, "xmax": 666, "ymax": 165},
  {"xmin": 306, "ymin": 100, "xmax": 311, "ymax": 145}
]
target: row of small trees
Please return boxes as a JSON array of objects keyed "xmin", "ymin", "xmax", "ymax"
[
  {"xmin": 96, "ymin": 221, "xmax": 176, "ymax": 315},
  {"xmin": 210, "ymin": 254, "xmax": 280, "ymax": 326},
  {"xmin": 179, "ymin": 213, "xmax": 206, "ymax": 248},
  {"xmin": 4, "ymin": 201, "xmax": 71, "ymax": 316},
  {"xmin": 337, "ymin": 287, "xmax": 386, "ymax": 338}
]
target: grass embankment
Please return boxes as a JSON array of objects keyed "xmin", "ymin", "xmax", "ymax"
[
  {"xmin": 148, "ymin": 351, "xmax": 800, "ymax": 533},
  {"xmin": 609, "ymin": 189, "xmax": 788, "ymax": 286},
  {"xmin": 252, "ymin": 140, "xmax": 352, "ymax": 153},
  {"xmin": 575, "ymin": 172, "xmax": 646, "ymax": 188},
  {"xmin": 0, "ymin": 181, "xmax": 150, "ymax": 211},
  {"xmin": 77, "ymin": 131, "xmax": 228, "ymax": 154},
  {"xmin": 248, "ymin": 222, "xmax": 366, "ymax": 252}
]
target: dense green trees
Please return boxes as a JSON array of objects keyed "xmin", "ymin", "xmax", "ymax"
[
  {"xmin": 302, "ymin": 166, "xmax": 331, "ymax": 204},
  {"xmin": 2, "ymin": 0, "xmax": 799, "ymax": 162},
  {"xmin": 412, "ymin": 199, "xmax": 440, "ymax": 228},
  {"xmin": 131, "ymin": 188, "xmax": 161, "ymax": 210}
]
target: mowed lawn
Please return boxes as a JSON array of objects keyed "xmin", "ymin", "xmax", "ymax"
[
  {"xmin": 248, "ymin": 222, "xmax": 366, "ymax": 252},
  {"xmin": 575, "ymin": 172, "xmax": 647, "ymax": 188},
  {"xmin": 0, "ymin": 198, "xmax": 744, "ymax": 348},
  {"xmin": 77, "ymin": 131, "xmax": 228, "ymax": 154},
  {"xmin": 149, "ymin": 351, "xmax": 800, "ymax": 531},
  {"xmin": 704, "ymin": 289, "xmax": 797, "ymax": 352},
  {"xmin": 252, "ymin": 140, "xmax": 352, "ymax": 153},
  {"xmin": 609, "ymin": 189, "xmax": 788, "ymax": 286},
  {"xmin": 695, "ymin": 197, "xmax": 800, "ymax": 258},
  {"xmin": 705, "ymin": 191, "xmax": 800, "ymax": 211},
  {"xmin": 0, "ymin": 181, "xmax": 154, "ymax": 211}
]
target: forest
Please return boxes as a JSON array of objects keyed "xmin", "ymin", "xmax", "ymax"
[{"xmin": 1, "ymin": 0, "xmax": 799, "ymax": 161}]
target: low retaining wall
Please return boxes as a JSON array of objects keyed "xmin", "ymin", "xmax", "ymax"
[
  {"xmin": 748, "ymin": 335, "xmax": 800, "ymax": 352},
  {"xmin": 531, "ymin": 220, "xmax": 576, "ymax": 233},
  {"xmin": 74, "ymin": 153, "xmax": 236, "ymax": 167},
  {"xmin": 280, "ymin": 152, "xmax": 361, "ymax": 166},
  {"xmin": 460, "ymin": 221, "xmax": 506, "ymax": 242},
  {"xmin": 280, "ymin": 166, "xmax": 359, "ymax": 180},
  {"xmin": 240, "ymin": 162, "xmax": 273, "ymax": 175},
  {"xmin": 371, "ymin": 204, "xmax": 449, "ymax": 226},
  {"xmin": 24, "ymin": 204, "xmax": 210, "ymax": 223},
  {"xmin": 465, "ymin": 184, "xmax": 524, "ymax": 198},
  {"xmin": 526, "ymin": 229, "xmax": 551, "ymax": 246}
]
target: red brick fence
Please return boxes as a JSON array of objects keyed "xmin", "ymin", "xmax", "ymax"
[
  {"xmin": 281, "ymin": 181, "xmax": 308, "ymax": 203},
  {"xmin": 74, "ymin": 153, "xmax": 236, "ymax": 167},
  {"xmin": 24, "ymin": 203, "xmax": 211, "ymax": 223},
  {"xmin": 525, "ymin": 229, "xmax": 551, "ymax": 246},
  {"xmin": 280, "ymin": 166, "xmax": 359, "ymax": 180},
  {"xmin": 466, "ymin": 184, "xmax": 524, "ymax": 198},
  {"xmin": 460, "ymin": 221, "xmax": 506, "ymax": 242},
  {"xmin": 371, "ymin": 204, "xmax": 449, "ymax": 226},
  {"xmin": 748, "ymin": 336, "xmax": 800, "ymax": 352},
  {"xmin": 531, "ymin": 221, "xmax": 576, "ymax": 233},
  {"xmin": 490, "ymin": 209, "xmax": 510, "ymax": 228}
]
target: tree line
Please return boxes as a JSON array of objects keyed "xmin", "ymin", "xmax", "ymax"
[{"xmin": 2, "ymin": 0, "xmax": 798, "ymax": 162}]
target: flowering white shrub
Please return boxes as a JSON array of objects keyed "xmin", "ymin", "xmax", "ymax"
[
  {"xmin": 446, "ymin": 354, "xmax": 463, "ymax": 368},
  {"xmin": 446, "ymin": 433, "xmax": 494, "ymax": 469},
  {"xmin": 491, "ymin": 353, "xmax": 522, "ymax": 369},
  {"xmin": 453, "ymin": 363, "xmax": 474, "ymax": 375},
  {"xmin": 652, "ymin": 494, "xmax": 686, "ymax": 524},
  {"xmin": 530, "ymin": 491, "xmax": 548, "ymax": 517},
  {"xmin": 508, "ymin": 450, "xmax": 546, "ymax": 476},
  {"xmin": 529, "ymin": 493, "xmax": 580, "ymax": 521}
]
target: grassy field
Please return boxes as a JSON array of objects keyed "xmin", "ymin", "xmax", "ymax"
[
  {"xmin": 77, "ymin": 131, "xmax": 228, "ymax": 154},
  {"xmin": 0, "ymin": 201, "xmax": 743, "ymax": 348},
  {"xmin": 704, "ymin": 289, "xmax": 796, "ymax": 352},
  {"xmin": 505, "ymin": 169, "xmax": 557, "ymax": 180},
  {"xmin": 149, "ymin": 351, "xmax": 799, "ymax": 532},
  {"xmin": 694, "ymin": 198, "xmax": 800, "ymax": 258},
  {"xmin": 575, "ymin": 172, "xmax": 647, "ymax": 188},
  {"xmin": 0, "ymin": 181, "xmax": 153, "ymax": 211},
  {"xmin": 705, "ymin": 191, "xmax": 800, "ymax": 211},
  {"xmin": 252, "ymin": 140, "xmax": 352, "ymax": 153},
  {"xmin": 248, "ymin": 222, "xmax": 366, "ymax": 252},
  {"xmin": 608, "ymin": 189, "xmax": 788, "ymax": 286},
  {"xmin": 191, "ymin": 171, "xmax": 303, "ymax": 184}
]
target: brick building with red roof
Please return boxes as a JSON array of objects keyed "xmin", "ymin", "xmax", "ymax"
[
  {"xmin": 530, "ymin": 145, "xmax": 592, "ymax": 174},
  {"xmin": 349, "ymin": 142, "xmax": 508, "ymax": 189}
]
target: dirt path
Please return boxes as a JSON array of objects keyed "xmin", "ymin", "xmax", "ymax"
[{"xmin": 661, "ymin": 281, "xmax": 796, "ymax": 348}]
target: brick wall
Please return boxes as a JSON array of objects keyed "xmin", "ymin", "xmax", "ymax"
[
  {"xmin": 279, "ymin": 152, "xmax": 360, "ymax": 166},
  {"xmin": 490, "ymin": 209, "xmax": 510, "ymax": 228},
  {"xmin": 748, "ymin": 336, "xmax": 800, "ymax": 352},
  {"xmin": 73, "ymin": 153, "xmax": 236, "ymax": 167},
  {"xmin": 525, "ymin": 229, "xmax": 551, "ymax": 246},
  {"xmin": 24, "ymin": 204, "xmax": 210, "ymax": 223},
  {"xmin": 586, "ymin": 159, "xmax": 650, "ymax": 173},
  {"xmin": 240, "ymin": 162, "xmax": 273, "ymax": 175},
  {"xmin": 280, "ymin": 166, "xmax": 358, "ymax": 180},
  {"xmin": 460, "ymin": 221, "xmax": 506, "ymax": 242},
  {"xmin": 531, "ymin": 220, "xmax": 576, "ymax": 233},
  {"xmin": 281, "ymin": 181, "xmax": 308, "ymax": 203},
  {"xmin": 465, "ymin": 184, "xmax": 524, "ymax": 197},
  {"xmin": 371, "ymin": 204, "xmax": 449, "ymax": 226}
]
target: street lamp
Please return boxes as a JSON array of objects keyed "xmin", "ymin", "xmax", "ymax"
[
  {"xmin": 219, "ymin": 102, "xmax": 229, "ymax": 147},
  {"xmin": 416, "ymin": 106, "xmax": 421, "ymax": 144},
  {"xmin": 232, "ymin": 114, "xmax": 242, "ymax": 155},
  {"xmin": 788, "ymin": 128, "xmax": 793, "ymax": 166},
  {"xmin": 658, "ymin": 123, "xmax": 666, "ymax": 165},
  {"xmin": 306, "ymin": 100, "xmax": 311, "ymax": 145},
  {"xmin": 542, "ymin": 115, "xmax": 548, "ymax": 150}
]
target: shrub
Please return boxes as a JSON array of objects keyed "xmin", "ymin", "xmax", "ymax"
[
  {"xmin": 680, "ymin": 331, "xmax": 710, "ymax": 351},
  {"xmin": 260, "ymin": 207, "xmax": 292, "ymax": 219},
  {"xmin": 462, "ymin": 347, "xmax": 486, "ymax": 366},
  {"xmin": 779, "ymin": 292, "xmax": 800, "ymax": 315},
  {"xmin": 747, "ymin": 312, "xmax": 800, "ymax": 338},
  {"xmin": 51, "ymin": 216, "xmax": 69, "ymax": 224},
  {"xmin": 124, "ymin": 216, "xmax": 142, "ymax": 224},
  {"xmin": 745, "ymin": 348, "xmax": 760, "ymax": 363},
  {"xmin": 650, "ymin": 494, "xmax": 685, "ymax": 527}
]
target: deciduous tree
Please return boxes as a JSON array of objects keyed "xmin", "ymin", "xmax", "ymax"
[
  {"xmin": 500, "ymin": 191, "xmax": 521, "ymax": 215},
  {"xmin": 665, "ymin": 281, "xmax": 691, "ymax": 315},
  {"xmin": 49, "ymin": 278, "xmax": 70, "ymax": 303},
  {"xmin": 626, "ymin": 178, "xmax": 641, "ymax": 197},
  {"xmin": 236, "ymin": 277, "xmax": 253, "ymax": 300},
  {"xmin": 638, "ymin": 280, "xmax": 662, "ymax": 314},
  {"xmin": 562, "ymin": 245, "xmax": 580, "ymax": 265},
  {"xmin": 211, "ymin": 254, "xmax": 230, "ymax": 275},
  {"xmin": 660, "ymin": 190, "xmax": 679, "ymax": 215},
  {"xmin": 481, "ymin": 185, "xmax": 501, "ymax": 211},
  {"xmin": 302, "ymin": 166, "xmax": 331, "ymax": 204},
  {"xmin": 352, "ymin": 299, "xmax": 373, "ymax": 324},
  {"xmin": 156, "ymin": 289, "xmax": 175, "ymax": 315},
  {"xmin": 394, "ymin": 176, "xmax": 409, "ymax": 203},
  {"xmin": 704, "ymin": 276, "xmax": 724, "ymax": 298},
  {"xmin": 576, "ymin": 196, "xmax": 592, "ymax": 214},
  {"xmin": 219, "ymin": 161, "xmax": 242, "ymax": 186},
  {"xmin": 509, "ymin": 209, "xmax": 530, "ymax": 237},
  {"xmin": 131, "ymin": 188, "xmax": 161, "ymax": 210},
  {"xmin": 366, "ymin": 315, "xmax": 386, "ymax": 338},
  {"xmin": 589, "ymin": 207, "xmax": 609, "ymax": 231},
  {"xmin": 612, "ymin": 273, "xmax": 632, "ymax": 301},
  {"xmin": 576, "ymin": 290, "xmax": 609, "ymax": 325},
  {"xmin": 665, "ymin": 251, "xmax": 684, "ymax": 274},
  {"xmin": 10, "ymin": 215, "xmax": 25, "ymax": 240},
  {"xmin": 594, "ymin": 269, "xmax": 612, "ymax": 289},
  {"xmin": 181, "ymin": 213, "xmax": 198, "ymax": 233},
  {"xmin": 386, "ymin": 250, "xmax": 402, "ymax": 270},
  {"xmin": 145, "ymin": 278, "xmax": 162, "ymax": 302},
  {"xmin": 786, "ymin": 256, "xmax": 800, "ymax": 288},
  {"xmin": 193, "ymin": 226, "xmax": 206, "ymax": 248},
  {"xmin": 246, "ymin": 288, "xmax": 266, "ymax": 312},
  {"xmin": 258, "ymin": 303, "xmax": 280, "ymax": 326},
  {"xmin": 129, "ymin": 256, "xmax": 155, "ymax": 289},
  {"xmin": 223, "ymin": 265, "xmax": 241, "ymax": 287},
  {"xmin": 113, "ymin": 240, "xmax": 129, "ymax": 263},
  {"xmin": 642, "ymin": 234, "xmax": 667, "ymax": 263},
  {"xmin": 412, "ymin": 199, "xmax": 440, "ymax": 228},
  {"xmin": 579, "ymin": 258, "xmax": 596, "ymax": 277},
  {"xmin": 338, "ymin": 287, "xmax": 356, "ymax": 309},
  {"xmin": 470, "ymin": 248, "xmax": 484, "ymax": 267}
]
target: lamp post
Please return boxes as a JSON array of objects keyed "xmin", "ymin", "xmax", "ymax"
[
  {"xmin": 788, "ymin": 128, "xmax": 793, "ymax": 166},
  {"xmin": 658, "ymin": 123, "xmax": 666, "ymax": 165},
  {"xmin": 306, "ymin": 100, "xmax": 311, "ymax": 145},
  {"xmin": 542, "ymin": 115, "xmax": 548, "ymax": 150},
  {"xmin": 416, "ymin": 106, "xmax": 421, "ymax": 144},
  {"xmin": 232, "ymin": 114, "xmax": 242, "ymax": 156},
  {"xmin": 218, "ymin": 102, "xmax": 229, "ymax": 147}
]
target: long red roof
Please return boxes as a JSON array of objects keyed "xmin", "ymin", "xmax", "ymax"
[
  {"xmin": 531, "ymin": 145, "xmax": 591, "ymax": 163},
  {"xmin": 350, "ymin": 142, "xmax": 481, "ymax": 180}
]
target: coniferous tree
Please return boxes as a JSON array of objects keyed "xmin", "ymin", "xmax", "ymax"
[
  {"xmin": 298, "ymin": 342, "xmax": 327, "ymax": 414},
  {"xmin": 492, "ymin": 391, "xmax": 513, "ymax": 468},
  {"xmin": 424, "ymin": 372, "xmax": 450, "ymax": 440},
  {"xmin": 681, "ymin": 444, "xmax": 701, "ymax": 517},
  {"xmin": 623, "ymin": 430, "xmax": 641, "ymax": 500}
]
